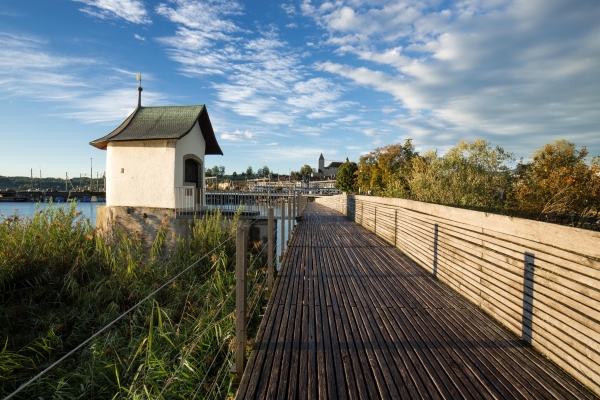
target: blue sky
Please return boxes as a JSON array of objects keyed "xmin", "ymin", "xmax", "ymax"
[{"xmin": 1, "ymin": 0, "xmax": 599, "ymax": 178}]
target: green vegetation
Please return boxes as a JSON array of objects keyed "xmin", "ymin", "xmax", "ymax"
[
  {"xmin": 0, "ymin": 176, "xmax": 104, "ymax": 192},
  {"xmin": 356, "ymin": 139, "xmax": 600, "ymax": 226},
  {"xmin": 299, "ymin": 164, "xmax": 314, "ymax": 177},
  {"xmin": 335, "ymin": 162, "xmax": 358, "ymax": 193},
  {"xmin": 0, "ymin": 203, "xmax": 267, "ymax": 398}
]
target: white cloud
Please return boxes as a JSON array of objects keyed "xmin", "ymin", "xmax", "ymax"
[
  {"xmin": 285, "ymin": 23, "xmax": 298, "ymax": 28},
  {"xmin": 0, "ymin": 32, "xmax": 168, "ymax": 123},
  {"xmin": 156, "ymin": 0, "xmax": 242, "ymax": 32},
  {"xmin": 220, "ymin": 129, "xmax": 254, "ymax": 141},
  {"xmin": 336, "ymin": 115, "xmax": 360, "ymax": 123},
  {"xmin": 74, "ymin": 0, "xmax": 151, "ymax": 24},
  {"xmin": 134, "ymin": 33, "xmax": 146, "ymax": 41},
  {"xmin": 304, "ymin": 0, "xmax": 600, "ymax": 154},
  {"xmin": 156, "ymin": 0, "xmax": 352, "ymax": 127},
  {"xmin": 362, "ymin": 128, "xmax": 376, "ymax": 137},
  {"xmin": 281, "ymin": 4, "xmax": 296, "ymax": 15}
]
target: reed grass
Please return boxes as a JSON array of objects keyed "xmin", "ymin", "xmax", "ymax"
[{"xmin": 0, "ymin": 203, "xmax": 267, "ymax": 399}]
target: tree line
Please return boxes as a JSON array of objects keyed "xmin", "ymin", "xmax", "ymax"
[{"xmin": 335, "ymin": 139, "xmax": 600, "ymax": 224}]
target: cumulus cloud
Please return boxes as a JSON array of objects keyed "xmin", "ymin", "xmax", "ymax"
[
  {"xmin": 74, "ymin": 0, "xmax": 151, "ymax": 24},
  {"xmin": 281, "ymin": 4, "xmax": 296, "ymax": 15},
  {"xmin": 285, "ymin": 23, "xmax": 298, "ymax": 28},
  {"xmin": 134, "ymin": 33, "xmax": 145, "ymax": 41},
  {"xmin": 303, "ymin": 0, "xmax": 600, "ymax": 155}
]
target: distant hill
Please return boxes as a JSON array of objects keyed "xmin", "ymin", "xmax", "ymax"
[{"xmin": 0, "ymin": 176, "xmax": 103, "ymax": 191}]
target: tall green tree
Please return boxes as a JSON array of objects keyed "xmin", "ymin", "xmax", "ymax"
[
  {"xmin": 508, "ymin": 140, "xmax": 600, "ymax": 217},
  {"xmin": 356, "ymin": 139, "xmax": 417, "ymax": 196},
  {"xmin": 407, "ymin": 139, "xmax": 514, "ymax": 210},
  {"xmin": 335, "ymin": 162, "xmax": 358, "ymax": 193},
  {"xmin": 299, "ymin": 164, "xmax": 313, "ymax": 176}
]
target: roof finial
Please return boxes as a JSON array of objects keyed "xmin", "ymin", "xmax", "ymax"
[{"xmin": 136, "ymin": 73, "xmax": 143, "ymax": 107}]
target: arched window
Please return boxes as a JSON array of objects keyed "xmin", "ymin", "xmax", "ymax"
[{"xmin": 184, "ymin": 158, "xmax": 202, "ymax": 188}]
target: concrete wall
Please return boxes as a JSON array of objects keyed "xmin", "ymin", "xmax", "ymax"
[{"xmin": 316, "ymin": 194, "xmax": 600, "ymax": 396}]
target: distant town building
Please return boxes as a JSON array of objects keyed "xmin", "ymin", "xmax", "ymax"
[{"xmin": 313, "ymin": 153, "xmax": 346, "ymax": 178}]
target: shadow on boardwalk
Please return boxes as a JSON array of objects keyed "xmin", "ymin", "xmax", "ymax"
[{"xmin": 237, "ymin": 203, "xmax": 595, "ymax": 400}]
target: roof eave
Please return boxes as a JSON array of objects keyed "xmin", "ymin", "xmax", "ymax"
[
  {"xmin": 89, "ymin": 106, "xmax": 140, "ymax": 150},
  {"xmin": 198, "ymin": 106, "xmax": 223, "ymax": 156}
]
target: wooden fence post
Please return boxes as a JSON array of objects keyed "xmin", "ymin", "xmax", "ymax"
[
  {"xmin": 268, "ymin": 207, "xmax": 274, "ymax": 293},
  {"xmin": 233, "ymin": 225, "xmax": 247, "ymax": 376},
  {"xmin": 292, "ymin": 190, "xmax": 296, "ymax": 223},
  {"xmin": 287, "ymin": 196, "xmax": 292, "ymax": 244},
  {"xmin": 280, "ymin": 199, "xmax": 285, "ymax": 261}
]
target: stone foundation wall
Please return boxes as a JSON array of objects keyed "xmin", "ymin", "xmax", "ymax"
[
  {"xmin": 96, "ymin": 206, "xmax": 276, "ymax": 259},
  {"xmin": 96, "ymin": 206, "xmax": 192, "ymax": 255}
]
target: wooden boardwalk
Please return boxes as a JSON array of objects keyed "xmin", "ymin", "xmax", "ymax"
[{"xmin": 237, "ymin": 203, "xmax": 596, "ymax": 399}]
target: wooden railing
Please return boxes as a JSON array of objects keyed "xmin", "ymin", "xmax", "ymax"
[{"xmin": 315, "ymin": 194, "xmax": 600, "ymax": 397}]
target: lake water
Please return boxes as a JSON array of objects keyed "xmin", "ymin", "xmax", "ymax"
[{"xmin": 0, "ymin": 202, "xmax": 100, "ymax": 225}]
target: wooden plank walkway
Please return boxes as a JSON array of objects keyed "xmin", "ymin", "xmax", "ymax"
[{"xmin": 237, "ymin": 202, "xmax": 596, "ymax": 399}]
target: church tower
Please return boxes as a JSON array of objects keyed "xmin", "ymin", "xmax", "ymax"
[{"xmin": 318, "ymin": 153, "xmax": 325, "ymax": 173}]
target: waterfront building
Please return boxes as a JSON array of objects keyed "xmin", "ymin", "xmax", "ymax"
[{"xmin": 89, "ymin": 81, "xmax": 223, "ymax": 250}]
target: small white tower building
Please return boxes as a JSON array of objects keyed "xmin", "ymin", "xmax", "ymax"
[{"xmin": 90, "ymin": 82, "xmax": 223, "ymax": 249}]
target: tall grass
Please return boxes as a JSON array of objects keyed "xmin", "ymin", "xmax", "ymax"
[{"xmin": 0, "ymin": 203, "xmax": 267, "ymax": 399}]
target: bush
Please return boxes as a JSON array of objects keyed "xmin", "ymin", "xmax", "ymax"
[{"xmin": 354, "ymin": 137, "xmax": 600, "ymax": 227}]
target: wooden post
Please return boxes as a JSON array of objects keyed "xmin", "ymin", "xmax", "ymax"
[
  {"xmin": 287, "ymin": 196, "xmax": 292, "ymax": 244},
  {"xmin": 292, "ymin": 191, "xmax": 296, "ymax": 226},
  {"xmin": 233, "ymin": 225, "xmax": 247, "ymax": 376},
  {"xmin": 268, "ymin": 207, "xmax": 274, "ymax": 293},
  {"xmin": 280, "ymin": 199, "xmax": 285, "ymax": 261}
]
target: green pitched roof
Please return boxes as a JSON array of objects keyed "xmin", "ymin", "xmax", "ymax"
[{"xmin": 90, "ymin": 105, "xmax": 223, "ymax": 155}]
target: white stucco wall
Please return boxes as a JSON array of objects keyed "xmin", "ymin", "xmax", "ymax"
[
  {"xmin": 174, "ymin": 121, "xmax": 206, "ymax": 187},
  {"xmin": 106, "ymin": 139, "xmax": 177, "ymax": 208},
  {"xmin": 105, "ymin": 121, "xmax": 208, "ymax": 209}
]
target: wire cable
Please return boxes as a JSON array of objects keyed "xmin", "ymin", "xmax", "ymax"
[
  {"xmin": 160, "ymin": 219, "xmax": 264, "ymax": 397},
  {"xmin": 158, "ymin": 288, "xmax": 235, "ymax": 397},
  {"xmin": 207, "ymin": 352, "xmax": 235, "ymax": 400},
  {"xmin": 3, "ymin": 231, "xmax": 237, "ymax": 400},
  {"xmin": 246, "ymin": 273, "xmax": 268, "ymax": 330},
  {"xmin": 190, "ymin": 324, "xmax": 234, "ymax": 400}
]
